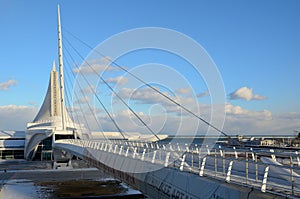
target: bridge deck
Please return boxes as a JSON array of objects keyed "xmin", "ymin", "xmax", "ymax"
[{"xmin": 54, "ymin": 139, "xmax": 300, "ymax": 198}]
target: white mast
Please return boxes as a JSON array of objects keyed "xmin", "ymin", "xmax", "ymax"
[{"xmin": 57, "ymin": 5, "xmax": 66, "ymax": 130}]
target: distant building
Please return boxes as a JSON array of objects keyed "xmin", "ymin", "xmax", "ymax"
[
  {"xmin": 0, "ymin": 130, "xmax": 25, "ymax": 159},
  {"xmin": 25, "ymin": 62, "xmax": 81, "ymax": 160},
  {"xmin": 260, "ymin": 139, "xmax": 276, "ymax": 146}
]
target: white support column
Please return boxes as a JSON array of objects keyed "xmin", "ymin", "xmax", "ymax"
[
  {"xmin": 141, "ymin": 148, "xmax": 146, "ymax": 161},
  {"xmin": 233, "ymin": 147, "xmax": 238, "ymax": 159},
  {"xmin": 251, "ymin": 152, "xmax": 255, "ymax": 161},
  {"xmin": 114, "ymin": 145, "xmax": 118, "ymax": 154},
  {"xmin": 199, "ymin": 157, "xmax": 207, "ymax": 176},
  {"xmin": 125, "ymin": 148, "xmax": 129, "ymax": 157},
  {"xmin": 109, "ymin": 144, "xmax": 113, "ymax": 152},
  {"xmin": 164, "ymin": 152, "xmax": 170, "ymax": 167},
  {"xmin": 119, "ymin": 146, "xmax": 123, "ymax": 155},
  {"xmin": 206, "ymin": 145, "xmax": 210, "ymax": 155},
  {"xmin": 152, "ymin": 151, "xmax": 157, "ymax": 164},
  {"xmin": 180, "ymin": 154, "xmax": 186, "ymax": 171},
  {"xmin": 133, "ymin": 147, "xmax": 137, "ymax": 159},
  {"xmin": 196, "ymin": 146, "xmax": 199, "ymax": 154},
  {"xmin": 185, "ymin": 144, "xmax": 189, "ymax": 152},
  {"xmin": 219, "ymin": 146, "xmax": 223, "ymax": 157},
  {"xmin": 261, "ymin": 166, "xmax": 270, "ymax": 192},
  {"xmin": 177, "ymin": 144, "xmax": 181, "ymax": 152},
  {"xmin": 225, "ymin": 161, "xmax": 234, "ymax": 182},
  {"xmin": 270, "ymin": 149, "xmax": 276, "ymax": 161}
]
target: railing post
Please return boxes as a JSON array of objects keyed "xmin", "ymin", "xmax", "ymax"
[
  {"xmin": 191, "ymin": 152, "xmax": 194, "ymax": 172},
  {"xmin": 141, "ymin": 148, "xmax": 146, "ymax": 161},
  {"xmin": 246, "ymin": 152, "xmax": 249, "ymax": 184},
  {"xmin": 114, "ymin": 145, "xmax": 118, "ymax": 154},
  {"xmin": 152, "ymin": 150, "xmax": 157, "ymax": 164},
  {"xmin": 233, "ymin": 147, "xmax": 238, "ymax": 159},
  {"xmin": 125, "ymin": 148, "xmax": 129, "ymax": 157},
  {"xmin": 199, "ymin": 157, "xmax": 207, "ymax": 177},
  {"xmin": 219, "ymin": 146, "xmax": 223, "ymax": 157},
  {"xmin": 198, "ymin": 149, "xmax": 201, "ymax": 171},
  {"xmin": 261, "ymin": 166, "xmax": 269, "ymax": 192},
  {"xmin": 164, "ymin": 152, "xmax": 170, "ymax": 167},
  {"xmin": 133, "ymin": 147, "xmax": 137, "ymax": 159},
  {"xmin": 255, "ymin": 153, "xmax": 258, "ymax": 183},
  {"xmin": 207, "ymin": 145, "xmax": 210, "ymax": 155},
  {"xmin": 177, "ymin": 144, "xmax": 181, "ymax": 152},
  {"xmin": 225, "ymin": 160, "xmax": 234, "ymax": 182},
  {"xmin": 169, "ymin": 144, "xmax": 173, "ymax": 151},
  {"xmin": 270, "ymin": 149, "xmax": 276, "ymax": 161},
  {"xmin": 290, "ymin": 156, "xmax": 294, "ymax": 195},
  {"xmin": 214, "ymin": 149, "xmax": 217, "ymax": 176},
  {"xmin": 185, "ymin": 144, "xmax": 189, "ymax": 153},
  {"xmin": 250, "ymin": 148, "xmax": 255, "ymax": 161},
  {"xmin": 119, "ymin": 146, "xmax": 123, "ymax": 155},
  {"xmin": 222, "ymin": 150, "xmax": 225, "ymax": 176},
  {"xmin": 180, "ymin": 154, "xmax": 186, "ymax": 171}
]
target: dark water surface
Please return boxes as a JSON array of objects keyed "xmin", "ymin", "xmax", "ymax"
[{"xmin": 0, "ymin": 160, "xmax": 144, "ymax": 198}]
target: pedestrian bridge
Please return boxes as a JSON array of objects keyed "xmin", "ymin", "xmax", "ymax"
[
  {"xmin": 54, "ymin": 138, "xmax": 300, "ymax": 199},
  {"xmin": 25, "ymin": 6, "xmax": 300, "ymax": 199}
]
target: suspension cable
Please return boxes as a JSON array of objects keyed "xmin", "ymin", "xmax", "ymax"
[
  {"xmin": 63, "ymin": 28, "xmax": 228, "ymax": 137},
  {"xmin": 64, "ymin": 56, "xmax": 91, "ymax": 135},
  {"xmin": 63, "ymin": 43, "xmax": 126, "ymax": 140},
  {"xmin": 63, "ymin": 35, "xmax": 161, "ymax": 141},
  {"xmin": 63, "ymin": 55, "xmax": 93, "ymax": 134}
]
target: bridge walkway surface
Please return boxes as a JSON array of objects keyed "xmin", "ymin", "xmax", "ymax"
[{"xmin": 54, "ymin": 139, "xmax": 300, "ymax": 199}]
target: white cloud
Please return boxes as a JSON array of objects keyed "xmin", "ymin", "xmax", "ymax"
[
  {"xmin": 106, "ymin": 76, "xmax": 128, "ymax": 85},
  {"xmin": 175, "ymin": 87, "xmax": 191, "ymax": 95},
  {"xmin": 0, "ymin": 105, "xmax": 37, "ymax": 130},
  {"xmin": 225, "ymin": 102, "xmax": 272, "ymax": 119},
  {"xmin": 72, "ymin": 58, "xmax": 120, "ymax": 74},
  {"xmin": 197, "ymin": 90, "xmax": 209, "ymax": 98},
  {"xmin": 116, "ymin": 87, "xmax": 191, "ymax": 116},
  {"xmin": 0, "ymin": 79, "xmax": 17, "ymax": 91},
  {"xmin": 229, "ymin": 86, "xmax": 266, "ymax": 101},
  {"xmin": 73, "ymin": 63, "xmax": 117, "ymax": 74}
]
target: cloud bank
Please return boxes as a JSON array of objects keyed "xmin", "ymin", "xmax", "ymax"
[
  {"xmin": 0, "ymin": 105, "xmax": 37, "ymax": 130},
  {"xmin": 0, "ymin": 79, "xmax": 18, "ymax": 91},
  {"xmin": 229, "ymin": 86, "xmax": 267, "ymax": 101}
]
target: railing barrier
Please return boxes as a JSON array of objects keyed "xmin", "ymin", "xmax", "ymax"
[{"xmin": 55, "ymin": 139, "xmax": 300, "ymax": 197}]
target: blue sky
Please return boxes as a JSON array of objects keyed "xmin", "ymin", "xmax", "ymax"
[{"xmin": 0, "ymin": 0, "xmax": 299, "ymax": 135}]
